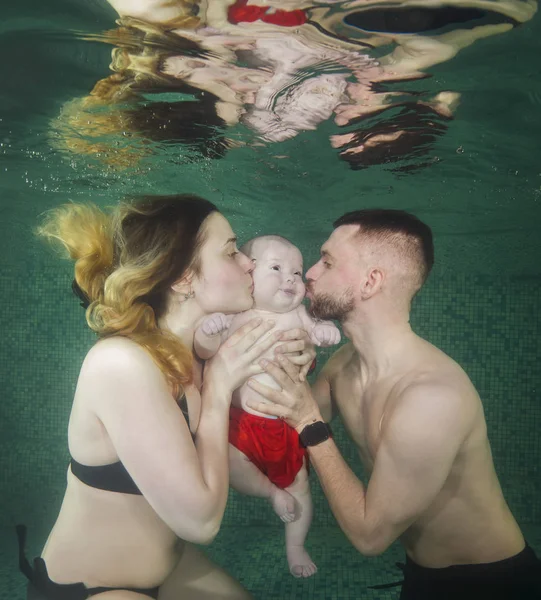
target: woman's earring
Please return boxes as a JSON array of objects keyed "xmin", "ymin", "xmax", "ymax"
[{"xmin": 182, "ymin": 290, "xmax": 195, "ymax": 301}]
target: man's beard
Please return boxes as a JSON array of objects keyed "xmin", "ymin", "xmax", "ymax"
[{"xmin": 308, "ymin": 288, "xmax": 355, "ymax": 321}]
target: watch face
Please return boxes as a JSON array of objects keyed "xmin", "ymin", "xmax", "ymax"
[{"xmin": 301, "ymin": 421, "xmax": 331, "ymax": 447}]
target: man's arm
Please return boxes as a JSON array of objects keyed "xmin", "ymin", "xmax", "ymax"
[
  {"xmin": 247, "ymin": 359, "xmax": 473, "ymax": 556},
  {"xmin": 305, "ymin": 383, "xmax": 472, "ymax": 556},
  {"xmin": 307, "ymin": 337, "xmax": 351, "ymax": 422},
  {"xmin": 310, "ymin": 363, "xmax": 337, "ymax": 423}
]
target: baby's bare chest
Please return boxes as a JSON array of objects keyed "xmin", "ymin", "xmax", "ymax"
[{"xmin": 229, "ymin": 309, "xmax": 306, "ymax": 338}]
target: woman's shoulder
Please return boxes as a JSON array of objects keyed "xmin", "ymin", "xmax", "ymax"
[
  {"xmin": 73, "ymin": 336, "xmax": 178, "ymax": 422},
  {"xmin": 82, "ymin": 336, "xmax": 160, "ymax": 380}
]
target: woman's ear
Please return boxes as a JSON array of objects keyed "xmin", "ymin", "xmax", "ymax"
[{"xmin": 171, "ymin": 270, "xmax": 194, "ymax": 295}]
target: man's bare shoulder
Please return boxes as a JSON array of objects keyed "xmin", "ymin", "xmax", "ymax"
[
  {"xmin": 394, "ymin": 375, "xmax": 479, "ymax": 436},
  {"xmin": 410, "ymin": 337, "xmax": 479, "ymax": 397}
]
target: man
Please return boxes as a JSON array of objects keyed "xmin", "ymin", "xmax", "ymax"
[{"xmin": 247, "ymin": 209, "xmax": 541, "ymax": 599}]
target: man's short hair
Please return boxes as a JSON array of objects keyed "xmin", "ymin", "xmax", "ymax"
[{"xmin": 333, "ymin": 209, "xmax": 434, "ymax": 289}]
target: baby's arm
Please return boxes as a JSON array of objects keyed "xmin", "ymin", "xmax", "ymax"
[
  {"xmin": 194, "ymin": 313, "xmax": 234, "ymax": 360},
  {"xmin": 297, "ymin": 305, "xmax": 341, "ymax": 347}
]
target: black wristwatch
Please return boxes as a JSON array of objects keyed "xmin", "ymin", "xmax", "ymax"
[{"xmin": 299, "ymin": 421, "xmax": 332, "ymax": 448}]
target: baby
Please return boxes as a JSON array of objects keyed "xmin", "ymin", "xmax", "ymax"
[{"xmin": 194, "ymin": 235, "xmax": 340, "ymax": 578}]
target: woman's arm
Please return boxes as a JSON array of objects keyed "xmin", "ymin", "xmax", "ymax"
[
  {"xmin": 87, "ymin": 320, "xmax": 279, "ymax": 544},
  {"xmin": 87, "ymin": 338, "xmax": 227, "ymax": 544}
]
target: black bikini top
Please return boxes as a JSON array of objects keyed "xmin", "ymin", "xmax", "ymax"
[{"xmin": 70, "ymin": 396, "xmax": 193, "ymax": 496}]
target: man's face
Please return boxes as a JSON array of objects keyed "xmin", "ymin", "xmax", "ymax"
[{"xmin": 305, "ymin": 225, "xmax": 360, "ymax": 321}]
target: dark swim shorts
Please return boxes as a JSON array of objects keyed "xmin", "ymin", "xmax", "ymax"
[{"xmin": 398, "ymin": 544, "xmax": 541, "ymax": 600}]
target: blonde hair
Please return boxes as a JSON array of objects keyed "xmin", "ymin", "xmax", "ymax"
[
  {"xmin": 50, "ymin": 17, "xmax": 227, "ymax": 169},
  {"xmin": 36, "ymin": 195, "xmax": 218, "ymax": 397}
]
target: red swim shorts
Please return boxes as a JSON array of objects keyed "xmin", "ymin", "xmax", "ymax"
[{"xmin": 229, "ymin": 406, "xmax": 307, "ymax": 489}]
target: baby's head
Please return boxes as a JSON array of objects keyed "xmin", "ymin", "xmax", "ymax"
[{"xmin": 241, "ymin": 235, "xmax": 305, "ymax": 313}]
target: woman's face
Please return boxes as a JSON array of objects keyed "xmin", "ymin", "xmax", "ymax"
[{"xmin": 192, "ymin": 212, "xmax": 254, "ymax": 314}]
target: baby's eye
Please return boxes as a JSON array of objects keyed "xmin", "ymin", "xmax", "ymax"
[
  {"xmin": 324, "ymin": 261, "xmax": 331, "ymax": 269},
  {"xmin": 294, "ymin": 271, "xmax": 302, "ymax": 277},
  {"xmin": 271, "ymin": 265, "xmax": 280, "ymax": 271}
]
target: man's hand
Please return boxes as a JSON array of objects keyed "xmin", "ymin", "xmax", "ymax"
[
  {"xmin": 246, "ymin": 354, "xmax": 322, "ymax": 430},
  {"xmin": 274, "ymin": 328, "xmax": 317, "ymax": 382}
]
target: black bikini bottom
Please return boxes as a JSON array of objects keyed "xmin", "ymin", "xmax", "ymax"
[{"xmin": 17, "ymin": 525, "xmax": 160, "ymax": 599}]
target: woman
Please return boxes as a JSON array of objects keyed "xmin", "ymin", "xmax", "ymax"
[{"xmin": 17, "ymin": 194, "xmax": 314, "ymax": 599}]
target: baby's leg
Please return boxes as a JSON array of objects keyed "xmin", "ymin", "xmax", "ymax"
[
  {"xmin": 229, "ymin": 444, "xmax": 297, "ymax": 522},
  {"xmin": 284, "ymin": 462, "xmax": 317, "ymax": 578}
]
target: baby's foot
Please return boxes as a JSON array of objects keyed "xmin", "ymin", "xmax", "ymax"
[
  {"xmin": 287, "ymin": 545, "xmax": 318, "ymax": 578},
  {"xmin": 269, "ymin": 487, "xmax": 297, "ymax": 523}
]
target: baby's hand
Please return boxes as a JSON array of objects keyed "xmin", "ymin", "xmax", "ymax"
[
  {"xmin": 311, "ymin": 322, "xmax": 341, "ymax": 347},
  {"xmin": 200, "ymin": 313, "xmax": 232, "ymax": 337}
]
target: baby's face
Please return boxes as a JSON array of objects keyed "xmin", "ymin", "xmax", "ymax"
[{"xmin": 251, "ymin": 240, "xmax": 306, "ymax": 313}]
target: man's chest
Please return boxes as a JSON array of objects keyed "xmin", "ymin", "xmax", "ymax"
[{"xmin": 331, "ymin": 374, "xmax": 394, "ymax": 471}]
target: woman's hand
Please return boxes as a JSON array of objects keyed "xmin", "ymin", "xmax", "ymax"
[
  {"xmin": 245, "ymin": 354, "xmax": 322, "ymax": 430},
  {"xmin": 203, "ymin": 318, "xmax": 281, "ymax": 396},
  {"xmin": 274, "ymin": 328, "xmax": 317, "ymax": 382}
]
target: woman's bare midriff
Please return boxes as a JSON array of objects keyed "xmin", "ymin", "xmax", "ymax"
[{"xmin": 41, "ymin": 468, "xmax": 182, "ymax": 588}]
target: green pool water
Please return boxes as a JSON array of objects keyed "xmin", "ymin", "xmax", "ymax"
[{"xmin": 1, "ymin": 1, "xmax": 540, "ymax": 598}]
